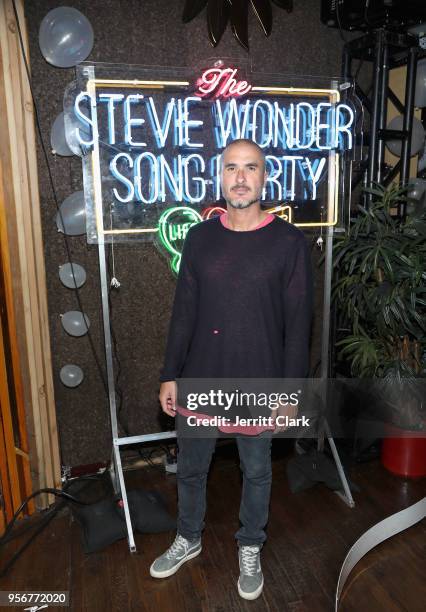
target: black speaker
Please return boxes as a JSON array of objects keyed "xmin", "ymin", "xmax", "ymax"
[{"xmin": 321, "ymin": 0, "xmax": 426, "ymax": 32}]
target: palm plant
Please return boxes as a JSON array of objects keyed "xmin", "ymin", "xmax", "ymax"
[{"xmin": 331, "ymin": 183, "xmax": 426, "ymax": 428}]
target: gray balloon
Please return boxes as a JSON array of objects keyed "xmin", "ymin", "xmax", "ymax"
[
  {"xmin": 39, "ymin": 7, "xmax": 94, "ymax": 68},
  {"xmin": 51, "ymin": 112, "xmax": 73, "ymax": 156},
  {"xmin": 408, "ymin": 178, "xmax": 426, "ymax": 200},
  {"xmin": 61, "ymin": 311, "xmax": 90, "ymax": 336},
  {"xmin": 414, "ymin": 58, "xmax": 426, "ymax": 109},
  {"xmin": 386, "ymin": 116, "xmax": 425, "ymax": 157},
  {"xmin": 64, "ymin": 111, "xmax": 92, "ymax": 156},
  {"xmin": 60, "ymin": 364, "xmax": 84, "ymax": 388},
  {"xmin": 59, "ymin": 262, "xmax": 87, "ymax": 289},
  {"xmin": 56, "ymin": 191, "xmax": 86, "ymax": 236},
  {"xmin": 63, "ymin": 81, "xmax": 94, "ymax": 156}
]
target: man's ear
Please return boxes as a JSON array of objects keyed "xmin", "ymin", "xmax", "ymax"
[{"xmin": 263, "ymin": 169, "xmax": 268, "ymax": 188}]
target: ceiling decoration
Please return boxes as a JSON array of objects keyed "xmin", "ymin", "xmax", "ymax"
[{"xmin": 182, "ymin": 0, "xmax": 293, "ymax": 51}]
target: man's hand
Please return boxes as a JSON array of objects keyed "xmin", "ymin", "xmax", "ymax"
[
  {"xmin": 159, "ymin": 381, "xmax": 177, "ymax": 417},
  {"xmin": 273, "ymin": 401, "xmax": 299, "ymax": 434}
]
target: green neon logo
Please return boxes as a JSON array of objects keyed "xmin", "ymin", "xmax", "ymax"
[{"xmin": 158, "ymin": 206, "xmax": 203, "ymax": 274}]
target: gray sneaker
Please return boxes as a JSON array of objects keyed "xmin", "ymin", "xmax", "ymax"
[
  {"xmin": 150, "ymin": 534, "xmax": 202, "ymax": 578},
  {"xmin": 237, "ymin": 544, "xmax": 264, "ymax": 600}
]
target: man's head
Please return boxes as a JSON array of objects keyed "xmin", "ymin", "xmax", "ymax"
[{"xmin": 220, "ymin": 139, "xmax": 268, "ymax": 210}]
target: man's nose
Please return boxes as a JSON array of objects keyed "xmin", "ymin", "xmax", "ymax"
[{"xmin": 236, "ymin": 169, "xmax": 246, "ymax": 183}]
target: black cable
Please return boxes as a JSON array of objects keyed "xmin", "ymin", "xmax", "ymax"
[
  {"xmin": 162, "ymin": 443, "xmax": 176, "ymax": 457},
  {"xmin": 121, "ymin": 442, "xmax": 174, "ymax": 470},
  {"xmin": 364, "ymin": 0, "xmax": 373, "ymax": 29},
  {"xmin": 11, "ymin": 0, "xmax": 108, "ymax": 397},
  {"xmin": 354, "ymin": 58, "xmax": 364, "ymax": 82},
  {"xmin": 0, "ymin": 474, "xmax": 110, "ymax": 577},
  {"xmin": 336, "ymin": 0, "xmax": 349, "ymax": 43},
  {"xmin": 0, "ymin": 487, "xmax": 97, "ymax": 546},
  {"xmin": 0, "ymin": 506, "xmax": 57, "ymax": 547},
  {"xmin": 0, "ymin": 499, "xmax": 65, "ymax": 579},
  {"xmin": 106, "ymin": 245, "xmax": 128, "ymax": 436},
  {"xmin": 122, "ymin": 444, "xmax": 165, "ymax": 469},
  {"xmin": 0, "ymin": 473, "xmax": 110, "ymax": 546},
  {"xmin": 143, "ymin": 448, "xmax": 166, "ymax": 470}
]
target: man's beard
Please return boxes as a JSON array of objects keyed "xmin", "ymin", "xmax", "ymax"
[
  {"xmin": 227, "ymin": 196, "xmax": 259, "ymax": 210},
  {"xmin": 226, "ymin": 186, "xmax": 262, "ymax": 210}
]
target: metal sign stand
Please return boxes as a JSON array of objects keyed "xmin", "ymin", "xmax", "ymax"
[
  {"xmin": 98, "ymin": 236, "xmax": 176, "ymax": 552},
  {"xmin": 315, "ymin": 75, "xmax": 354, "ymax": 508},
  {"xmin": 317, "ymin": 225, "xmax": 354, "ymax": 508}
]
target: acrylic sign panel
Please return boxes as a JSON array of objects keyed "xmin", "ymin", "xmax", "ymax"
[{"xmin": 64, "ymin": 63, "xmax": 356, "ymax": 243}]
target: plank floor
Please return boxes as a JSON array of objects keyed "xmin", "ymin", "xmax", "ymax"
[{"xmin": 1, "ymin": 442, "xmax": 425, "ymax": 611}]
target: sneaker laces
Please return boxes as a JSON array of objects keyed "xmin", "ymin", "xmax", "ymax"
[
  {"xmin": 240, "ymin": 545, "xmax": 260, "ymax": 576},
  {"xmin": 166, "ymin": 534, "xmax": 189, "ymax": 559}
]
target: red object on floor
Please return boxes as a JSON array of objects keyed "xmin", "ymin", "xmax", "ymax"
[{"xmin": 381, "ymin": 432, "xmax": 426, "ymax": 478}]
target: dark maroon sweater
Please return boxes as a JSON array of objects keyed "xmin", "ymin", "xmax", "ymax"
[{"xmin": 160, "ymin": 215, "xmax": 313, "ymax": 382}]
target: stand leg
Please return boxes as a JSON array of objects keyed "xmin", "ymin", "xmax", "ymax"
[
  {"xmin": 97, "ymin": 238, "xmax": 137, "ymax": 551},
  {"xmin": 113, "ymin": 441, "xmax": 137, "ymax": 553},
  {"xmin": 317, "ymin": 226, "xmax": 356, "ymax": 508},
  {"xmin": 323, "ymin": 419, "xmax": 355, "ymax": 508}
]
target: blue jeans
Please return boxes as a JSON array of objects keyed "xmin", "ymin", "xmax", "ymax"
[{"xmin": 176, "ymin": 433, "xmax": 272, "ymax": 546}]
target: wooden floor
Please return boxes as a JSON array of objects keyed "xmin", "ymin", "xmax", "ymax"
[{"xmin": 1, "ymin": 441, "xmax": 425, "ymax": 611}]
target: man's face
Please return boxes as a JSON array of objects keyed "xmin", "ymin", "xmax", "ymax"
[{"xmin": 220, "ymin": 142, "xmax": 267, "ymax": 210}]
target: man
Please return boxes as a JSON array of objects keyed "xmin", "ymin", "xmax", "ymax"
[{"xmin": 150, "ymin": 139, "xmax": 313, "ymax": 601}]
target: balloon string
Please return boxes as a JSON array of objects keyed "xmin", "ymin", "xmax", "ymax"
[{"xmin": 110, "ymin": 210, "xmax": 120, "ymax": 288}]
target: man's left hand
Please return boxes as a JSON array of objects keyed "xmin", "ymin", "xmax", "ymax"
[{"xmin": 272, "ymin": 402, "xmax": 299, "ymax": 434}]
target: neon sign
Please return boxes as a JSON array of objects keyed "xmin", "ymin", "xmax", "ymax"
[
  {"xmin": 64, "ymin": 63, "xmax": 357, "ymax": 243},
  {"xmin": 195, "ymin": 67, "xmax": 252, "ymax": 98},
  {"xmin": 74, "ymin": 94, "xmax": 353, "ymax": 152},
  {"xmin": 201, "ymin": 205, "xmax": 226, "ymax": 220},
  {"xmin": 158, "ymin": 207, "xmax": 203, "ymax": 274}
]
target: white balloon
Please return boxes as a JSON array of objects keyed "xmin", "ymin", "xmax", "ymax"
[
  {"xmin": 63, "ymin": 81, "xmax": 93, "ymax": 156},
  {"xmin": 414, "ymin": 58, "xmax": 426, "ymax": 109},
  {"xmin": 385, "ymin": 115, "xmax": 425, "ymax": 157},
  {"xmin": 51, "ymin": 112, "xmax": 73, "ymax": 156},
  {"xmin": 59, "ymin": 262, "xmax": 87, "ymax": 289},
  {"xmin": 39, "ymin": 7, "xmax": 94, "ymax": 68},
  {"xmin": 64, "ymin": 112, "xmax": 92, "ymax": 156},
  {"xmin": 408, "ymin": 178, "xmax": 426, "ymax": 200},
  {"xmin": 60, "ymin": 364, "xmax": 84, "ymax": 388},
  {"xmin": 56, "ymin": 191, "xmax": 86, "ymax": 236},
  {"xmin": 61, "ymin": 311, "xmax": 90, "ymax": 337}
]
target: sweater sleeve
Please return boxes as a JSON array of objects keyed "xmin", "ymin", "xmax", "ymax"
[
  {"xmin": 160, "ymin": 229, "xmax": 199, "ymax": 382},
  {"xmin": 281, "ymin": 234, "xmax": 313, "ymax": 378}
]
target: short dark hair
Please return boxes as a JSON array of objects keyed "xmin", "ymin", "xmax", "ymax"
[{"xmin": 222, "ymin": 138, "xmax": 266, "ymax": 172}]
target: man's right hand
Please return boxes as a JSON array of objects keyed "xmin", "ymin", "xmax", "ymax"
[{"xmin": 159, "ymin": 381, "xmax": 177, "ymax": 417}]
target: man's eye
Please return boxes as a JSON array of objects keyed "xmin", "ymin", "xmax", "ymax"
[{"xmin": 227, "ymin": 166, "xmax": 235, "ymax": 171}]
